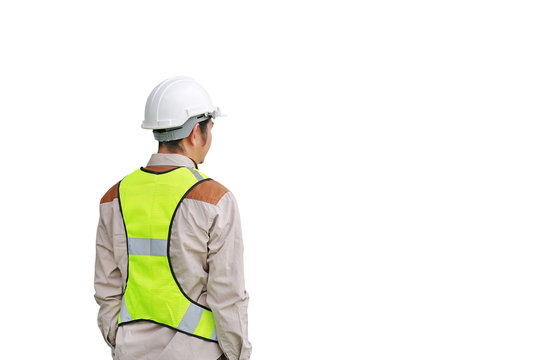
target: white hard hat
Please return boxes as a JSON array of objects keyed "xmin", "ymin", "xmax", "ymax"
[{"xmin": 142, "ymin": 76, "xmax": 223, "ymax": 141}]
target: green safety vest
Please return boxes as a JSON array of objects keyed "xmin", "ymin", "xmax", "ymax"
[{"xmin": 117, "ymin": 166, "xmax": 218, "ymax": 342}]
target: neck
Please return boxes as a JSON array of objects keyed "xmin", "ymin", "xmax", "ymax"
[{"xmin": 157, "ymin": 148, "xmax": 199, "ymax": 169}]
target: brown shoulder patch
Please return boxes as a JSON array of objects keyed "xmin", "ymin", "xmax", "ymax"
[
  {"xmin": 100, "ymin": 182, "xmax": 119, "ymax": 204},
  {"xmin": 185, "ymin": 179, "xmax": 229, "ymax": 205}
]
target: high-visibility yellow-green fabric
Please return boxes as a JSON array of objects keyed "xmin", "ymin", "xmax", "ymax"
[{"xmin": 117, "ymin": 166, "xmax": 217, "ymax": 342}]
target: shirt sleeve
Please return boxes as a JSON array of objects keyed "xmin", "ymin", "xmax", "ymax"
[
  {"xmin": 94, "ymin": 202, "xmax": 123, "ymax": 357},
  {"xmin": 206, "ymin": 191, "xmax": 252, "ymax": 360}
]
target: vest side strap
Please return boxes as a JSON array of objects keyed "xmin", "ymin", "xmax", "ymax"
[
  {"xmin": 120, "ymin": 296, "xmax": 132, "ymax": 323},
  {"xmin": 177, "ymin": 302, "xmax": 204, "ymax": 333}
]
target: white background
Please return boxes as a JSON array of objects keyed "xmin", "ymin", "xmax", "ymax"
[{"xmin": 0, "ymin": 1, "xmax": 539, "ymax": 359}]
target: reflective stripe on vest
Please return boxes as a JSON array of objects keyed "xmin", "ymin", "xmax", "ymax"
[{"xmin": 117, "ymin": 166, "xmax": 218, "ymax": 342}]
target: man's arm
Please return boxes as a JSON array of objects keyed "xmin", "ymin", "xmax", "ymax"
[
  {"xmin": 94, "ymin": 191, "xmax": 123, "ymax": 357},
  {"xmin": 207, "ymin": 191, "xmax": 252, "ymax": 360}
]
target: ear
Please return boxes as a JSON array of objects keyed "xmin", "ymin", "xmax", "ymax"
[{"xmin": 186, "ymin": 123, "xmax": 200, "ymax": 145}]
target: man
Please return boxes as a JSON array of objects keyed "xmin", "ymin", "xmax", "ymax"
[{"xmin": 94, "ymin": 76, "xmax": 252, "ymax": 360}]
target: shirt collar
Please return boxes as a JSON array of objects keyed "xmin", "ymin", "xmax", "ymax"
[{"xmin": 146, "ymin": 153, "xmax": 198, "ymax": 169}]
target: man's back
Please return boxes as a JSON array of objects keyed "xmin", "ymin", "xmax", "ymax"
[{"xmin": 95, "ymin": 153, "xmax": 251, "ymax": 360}]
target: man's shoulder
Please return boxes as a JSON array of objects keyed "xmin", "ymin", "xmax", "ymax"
[
  {"xmin": 100, "ymin": 182, "xmax": 120, "ymax": 204},
  {"xmin": 99, "ymin": 167, "xmax": 140, "ymax": 205},
  {"xmin": 99, "ymin": 169, "xmax": 232, "ymax": 206},
  {"xmin": 186, "ymin": 178, "xmax": 231, "ymax": 206}
]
